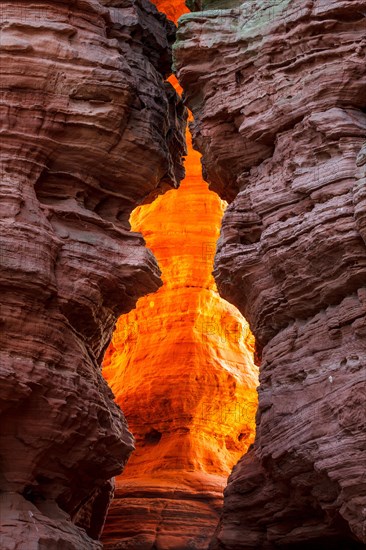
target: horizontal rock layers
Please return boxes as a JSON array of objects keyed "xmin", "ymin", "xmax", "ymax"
[
  {"xmin": 101, "ymin": 102, "xmax": 259, "ymax": 549},
  {"xmin": 0, "ymin": 1, "xmax": 185, "ymax": 548},
  {"xmin": 175, "ymin": 1, "xmax": 366, "ymax": 548}
]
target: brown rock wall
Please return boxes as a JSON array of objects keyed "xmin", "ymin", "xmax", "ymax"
[
  {"xmin": 0, "ymin": 1, "xmax": 185, "ymax": 547},
  {"xmin": 175, "ymin": 1, "xmax": 366, "ymax": 547}
]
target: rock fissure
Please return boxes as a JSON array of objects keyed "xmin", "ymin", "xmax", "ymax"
[{"xmin": 101, "ymin": 4, "xmax": 259, "ymax": 549}]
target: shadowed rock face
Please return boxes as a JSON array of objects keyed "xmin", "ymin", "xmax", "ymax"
[
  {"xmin": 0, "ymin": 1, "xmax": 185, "ymax": 548},
  {"xmin": 175, "ymin": 1, "xmax": 366, "ymax": 548}
]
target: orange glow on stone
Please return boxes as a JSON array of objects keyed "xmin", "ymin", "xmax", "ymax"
[
  {"xmin": 101, "ymin": 3, "xmax": 259, "ymax": 533},
  {"xmin": 150, "ymin": 0, "xmax": 189, "ymax": 23},
  {"xmin": 102, "ymin": 110, "xmax": 258, "ymax": 482}
]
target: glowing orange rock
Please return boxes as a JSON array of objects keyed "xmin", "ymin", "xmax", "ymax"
[
  {"xmin": 150, "ymin": 0, "xmax": 189, "ymax": 23},
  {"xmin": 103, "ymin": 123, "xmax": 258, "ymax": 471},
  {"xmin": 101, "ymin": 2, "xmax": 258, "ymax": 548},
  {"xmin": 102, "ymin": 126, "xmax": 258, "ymax": 548}
]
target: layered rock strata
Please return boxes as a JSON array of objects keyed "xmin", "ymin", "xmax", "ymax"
[
  {"xmin": 0, "ymin": 1, "xmax": 185, "ymax": 548},
  {"xmin": 175, "ymin": 1, "xmax": 366, "ymax": 548},
  {"xmin": 101, "ymin": 2, "xmax": 258, "ymax": 547},
  {"xmin": 102, "ymin": 107, "xmax": 258, "ymax": 549}
]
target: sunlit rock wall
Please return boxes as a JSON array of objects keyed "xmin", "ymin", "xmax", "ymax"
[
  {"xmin": 101, "ymin": 3, "xmax": 258, "ymax": 548},
  {"xmin": 102, "ymin": 114, "xmax": 258, "ymax": 548},
  {"xmin": 175, "ymin": 0, "xmax": 366, "ymax": 548},
  {"xmin": 0, "ymin": 1, "xmax": 185, "ymax": 548}
]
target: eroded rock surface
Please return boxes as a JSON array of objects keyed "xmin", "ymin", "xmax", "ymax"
[
  {"xmin": 0, "ymin": 1, "xmax": 185, "ymax": 548},
  {"xmin": 175, "ymin": 1, "xmax": 366, "ymax": 547},
  {"xmin": 101, "ymin": 105, "xmax": 258, "ymax": 550}
]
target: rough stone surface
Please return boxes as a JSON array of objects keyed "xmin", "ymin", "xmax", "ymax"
[
  {"xmin": 101, "ymin": 98, "xmax": 258, "ymax": 549},
  {"xmin": 102, "ymin": 475, "xmax": 225, "ymax": 549},
  {"xmin": 175, "ymin": 1, "xmax": 366, "ymax": 547},
  {"xmin": 0, "ymin": 1, "xmax": 185, "ymax": 548}
]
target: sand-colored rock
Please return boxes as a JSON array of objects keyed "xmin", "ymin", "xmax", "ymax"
[
  {"xmin": 175, "ymin": 1, "xmax": 366, "ymax": 547},
  {"xmin": 0, "ymin": 1, "xmax": 185, "ymax": 547}
]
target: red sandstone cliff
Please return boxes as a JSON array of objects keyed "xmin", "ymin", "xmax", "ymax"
[
  {"xmin": 0, "ymin": 1, "xmax": 185, "ymax": 548},
  {"xmin": 175, "ymin": 1, "xmax": 366, "ymax": 548}
]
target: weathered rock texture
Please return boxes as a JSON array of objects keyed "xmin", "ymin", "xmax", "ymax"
[
  {"xmin": 101, "ymin": 96, "xmax": 258, "ymax": 549},
  {"xmin": 0, "ymin": 1, "xmax": 185, "ymax": 548},
  {"xmin": 175, "ymin": 1, "xmax": 366, "ymax": 548}
]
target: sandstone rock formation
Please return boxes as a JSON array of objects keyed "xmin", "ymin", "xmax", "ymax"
[
  {"xmin": 0, "ymin": 1, "xmax": 185, "ymax": 548},
  {"xmin": 175, "ymin": 1, "xmax": 366, "ymax": 547},
  {"xmin": 101, "ymin": 98, "xmax": 258, "ymax": 549}
]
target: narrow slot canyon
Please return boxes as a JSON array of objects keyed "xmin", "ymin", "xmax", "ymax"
[
  {"xmin": 1, "ymin": 1, "xmax": 365, "ymax": 549},
  {"xmin": 100, "ymin": 5, "xmax": 259, "ymax": 546},
  {"xmin": 101, "ymin": 76, "xmax": 259, "ymax": 548}
]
